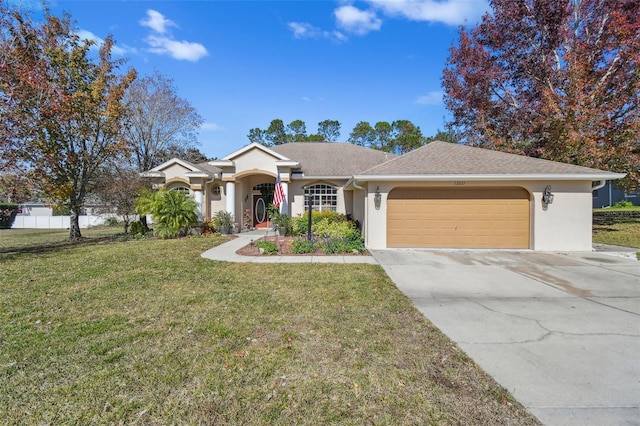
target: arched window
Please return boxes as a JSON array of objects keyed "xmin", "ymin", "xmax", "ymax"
[
  {"xmin": 169, "ymin": 184, "xmax": 190, "ymax": 194},
  {"xmin": 304, "ymin": 184, "xmax": 337, "ymax": 212}
]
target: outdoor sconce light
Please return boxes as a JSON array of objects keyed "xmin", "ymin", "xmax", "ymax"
[
  {"xmin": 374, "ymin": 186, "xmax": 382, "ymax": 210},
  {"xmin": 542, "ymin": 185, "xmax": 554, "ymax": 210},
  {"xmin": 244, "ymin": 194, "xmax": 249, "ymax": 203}
]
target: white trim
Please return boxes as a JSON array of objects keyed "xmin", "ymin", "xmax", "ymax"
[
  {"xmin": 150, "ymin": 158, "xmax": 201, "ymax": 173},
  {"xmin": 220, "ymin": 142, "xmax": 291, "ymax": 161}
]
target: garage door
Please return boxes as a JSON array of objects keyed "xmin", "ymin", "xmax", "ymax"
[{"xmin": 387, "ymin": 187, "xmax": 530, "ymax": 249}]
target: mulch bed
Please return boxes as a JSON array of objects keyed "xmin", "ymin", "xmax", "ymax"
[{"xmin": 235, "ymin": 236, "xmax": 369, "ymax": 256}]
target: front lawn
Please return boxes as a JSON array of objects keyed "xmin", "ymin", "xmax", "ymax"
[
  {"xmin": 0, "ymin": 229, "xmax": 538, "ymax": 424},
  {"xmin": 593, "ymin": 216, "xmax": 640, "ymax": 248}
]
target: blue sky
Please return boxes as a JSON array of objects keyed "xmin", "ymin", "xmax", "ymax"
[{"xmin": 38, "ymin": 0, "xmax": 489, "ymax": 159}]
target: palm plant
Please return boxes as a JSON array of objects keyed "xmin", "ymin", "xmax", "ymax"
[{"xmin": 135, "ymin": 189, "xmax": 198, "ymax": 239}]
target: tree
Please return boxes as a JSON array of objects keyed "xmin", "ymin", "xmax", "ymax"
[
  {"xmin": 318, "ymin": 119, "xmax": 341, "ymax": 142},
  {"xmin": 93, "ymin": 166, "xmax": 146, "ymax": 233},
  {"xmin": 247, "ymin": 128, "xmax": 266, "ymax": 144},
  {"xmin": 123, "ymin": 70, "xmax": 203, "ymax": 172},
  {"xmin": 265, "ymin": 119, "xmax": 289, "ymax": 146},
  {"xmin": 443, "ymin": 0, "xmax": 640, "ymax": 189},
  {"xmin": 373, "ymin": 121, "xmax": 394, "ymax": 152},
  {"xmin": 425, "ymin": 129, "xmax": 458, "ymax": 144},
  {"xmin": 0, "ymin": 5, "xmax": 136, "ymax": 239},
  {"xmin": 349, "ymin": 121, "xmax": 376, "ymax": 147},
  {"xmin": 392, "ymin": 120, "xmax": 426, "ymax": 154},
  {"xmin": 287, "ymin": 119, "xmax": 307, "ymax": 142},
  {"xmin": 160, "ymin": 146, "xmax": 209, "ymax": 164}
]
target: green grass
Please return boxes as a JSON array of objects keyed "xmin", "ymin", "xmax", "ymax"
[
  {"xmin": 593, "ymin": 206, "xmax": 640, "ymax": 212},
  {"xmin": 593, "ymin": 217, "xmax": 640, "ymax": 248},
  {"xmin": 0, "ymin": 229, "xmax": 538, "ymax": 425}
]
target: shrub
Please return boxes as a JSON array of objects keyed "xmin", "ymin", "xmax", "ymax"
[
  {"xmin": 129, "ymin": 220, "xmax": 146, "ymax": 237},
  {"xmin": 200, "ymin": 219, "xmax": 216, "ymax": 234},
  {"xmin": 104, "ymin": 217, "xmax": 120, "ymax": 227},
  {"xmin": 136, "ymin": 189, "xmax": 198, "ymax": 239},
  {"xmin": 613, "ymin": 200, "xmax": 634, "ymax": 209},
  {"xmin": 0, "ymin": 202, "xmax": 18, "ymax": 229},
  {"xmin": 256, "ymin": 240, "xmax": 278, "ymax": 255},
  {"xmin": 291, "ymin": 237, "xmax": 319, "ymax": 254},
  {"xmin": 292, "ymin": 211, "xmax": 348, "ymax": 236}
]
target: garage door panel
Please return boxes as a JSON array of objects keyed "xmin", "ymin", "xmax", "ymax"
[{"xmin": 387, "ymin": 187, "xmax": 530, "ymax": 249}]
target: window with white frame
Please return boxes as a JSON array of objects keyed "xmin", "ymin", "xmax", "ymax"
[
  {"xmin": 304, "ymin": 184, "xmax": 337, "ymax": 212},
  {"xmin": 169, "ymin": 185, "xmax": 190, "ymax": 194}
]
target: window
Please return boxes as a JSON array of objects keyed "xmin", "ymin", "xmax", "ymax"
[
  {"xmin": 169, "ymin": 185, "xmax": 190, "ymax": 194},
  {"xmin": 304, "ymin": 184, "xmax": 337, "ymax": 212}
]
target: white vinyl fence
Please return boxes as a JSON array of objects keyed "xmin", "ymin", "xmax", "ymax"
[{"xmin": 11, "ymin": 215, "xmax": 126, "ymax": 229}]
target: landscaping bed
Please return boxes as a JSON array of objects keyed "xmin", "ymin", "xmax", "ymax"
[{"xmin": 236, "ymin": 236, "xmax": 369, "ymax": 256}]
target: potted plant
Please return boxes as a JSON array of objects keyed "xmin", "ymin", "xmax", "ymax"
[
  {"xmin": 213, "ymin": 210, "xmax": 234, "ymax": 234},
  {"xmin": 270, "ymin": 209, "xmax": 291, "ymax": 236}
]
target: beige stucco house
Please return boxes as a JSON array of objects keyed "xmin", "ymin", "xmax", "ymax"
[{"xmin": 142, "ymin": 141, "xmax": 624, "ymax": 251}]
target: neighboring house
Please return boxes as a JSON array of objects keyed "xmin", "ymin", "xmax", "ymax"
[
  {"xmin": 592, "ymin": 180, "xmax": 639, "ymax": 208},
  {"xmin": 142, "ymin": 141, "xmax": 624, "ymax": 251},
  {"xmin": 17, "ymin": 199, "xmax": 53, "ymax": 216}
]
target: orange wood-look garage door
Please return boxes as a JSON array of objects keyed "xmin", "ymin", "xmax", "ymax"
[{"xmin": 387, "ymin": 187, "xmax": 530, "ymax": 249}]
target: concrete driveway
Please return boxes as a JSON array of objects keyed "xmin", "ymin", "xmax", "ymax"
[{"xmin": 372, "ymin": 249, "xmax": 640, "ymax": 425}]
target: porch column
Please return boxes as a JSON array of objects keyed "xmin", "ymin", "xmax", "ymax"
[
  {"xmin": 194, "ymin": 190, "xmax": 203, "ymax": 220},
  {"xmin": 225, "ymin": 181, "xmax": 235, "ymax": 215},
  {"xmin": 279, "ymin": 181, "xmax": 289, "ymax": 214}
]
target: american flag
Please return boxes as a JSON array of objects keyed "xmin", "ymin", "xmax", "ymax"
[{"xmin": 273, "ymin": 173, "xmax": 285, "ymax": 207}]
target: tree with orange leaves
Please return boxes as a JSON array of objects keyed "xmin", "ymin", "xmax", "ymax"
[{"xmin": 0, "ymin": 3, "xmax": 136, "ymax": 238}]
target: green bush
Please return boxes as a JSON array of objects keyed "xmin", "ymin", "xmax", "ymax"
[
  {"xmin": 256, "ymin": 240, "xmax": 278, "ymax": 255},
  {"xmin": 129, "ymin": 220, "xmax": 146, "ymax": 237},
  {"xmin": 292, "ymin": 211, "xmax": 349, "ymax": 236},
  {"xmin": 136, "ymin": 189, "xmax": 198, "ymax": 239},
  {"xmin": 104, "ymin": 217, "xmax": 120, "ymax": 227},
  {"xmin": 613, "ymin": 200, "xmax": 634, "ymax": 209},
  {"xmin": 291, "ymin": 238, "xmax": 319, "ymax": 254},
  {"xmin": 0, "ymin": 202, "xmax": 18, "ymax": 229}
]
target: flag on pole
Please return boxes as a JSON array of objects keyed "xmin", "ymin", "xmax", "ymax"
[{"xmin": 273, "ymin": 172, "xmax": 285, "ymax": 207}]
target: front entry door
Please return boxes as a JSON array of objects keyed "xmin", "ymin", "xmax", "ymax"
[{"xmin": 253, "ymin": 195, "xmax": 268, "ymax": 228}]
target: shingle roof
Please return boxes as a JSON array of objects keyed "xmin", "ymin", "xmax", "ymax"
[
  {"xmin": 271, "ymin": 142, "xmax": 395, "ymax": 176},
  {"xmin": 361, "ymin": 141, "xmax": 618, "ymax": 177},
  {"xmin": 194, "ymin": 161, "xmax": 222, "ymax": 175}
]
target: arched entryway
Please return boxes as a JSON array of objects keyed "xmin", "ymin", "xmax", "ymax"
[{"xmin": 252, "ymin": 182, "xmax": 275, "ymax": 228}]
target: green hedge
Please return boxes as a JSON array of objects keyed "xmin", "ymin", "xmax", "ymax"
[{"xmin": 0, "ymin": 202, "xmax": 19, "ymax": 229}]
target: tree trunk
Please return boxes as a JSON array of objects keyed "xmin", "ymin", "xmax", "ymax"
[{"xmin": 69, "ymin": 208, "xmax": 82, "ymax": 240}]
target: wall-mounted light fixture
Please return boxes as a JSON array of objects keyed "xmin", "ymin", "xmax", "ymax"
[
  {"xmin": 542, "ymin": 185, "xmax": 554, "ymax": 210},
  {"xmin": 374, "ymin": 186, "xmax": 382, "ymax": 210},
  {"xmin": 244, "ymin": 194, "xmax": 249, "ymax": 203}
]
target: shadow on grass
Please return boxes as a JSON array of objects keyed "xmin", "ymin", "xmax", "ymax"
[{"xmin": 0, "ymin": 234, "xmax": 130, "ymax": 259}]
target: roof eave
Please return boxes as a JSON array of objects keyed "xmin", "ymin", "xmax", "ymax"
[
  {"xmin": 350, "ymin": 173, "xmax": 627, "ymax": 182},
  {"xmin": 140, "ymin": 171, "xmax": 165, "ymax": 178}
]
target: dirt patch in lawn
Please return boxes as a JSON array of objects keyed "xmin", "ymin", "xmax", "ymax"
[{"xmin": 236, "ymin": 236, "xmax": 369, "ymax": 256}]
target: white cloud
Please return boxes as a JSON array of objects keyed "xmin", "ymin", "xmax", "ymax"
[
  {"xmin": 415, "ymin": 90, "xmax": 443, "ymax": 105},
  {"xmin": 75, "ymin": 30, "xmax": 130, "ymax": 56},
  {"xmin": 334, "ymin": 5, "xmax": 382, "ymax": 35},
  {"xmin": 145, "ymin": 35, "xmax": 208, "ymax": 62},
  {"xmin": 201, "ymin": 122, "xmax": 222, "ymax": 131},
  {"xmin": 288, "ymin": 22, "xmax": 317, "ymax": 39},
  {"xmin": 139, "ymin": 10, "xmax": 208, "ymax": 62},
  {"xmin": 365, "ymin": 0, "xmax": 488, "ymax": 26},
  {"xmin": 301, "ymin": 96, "xmax": 311, "ymax": 102},
  {"xmin": 287, "ymin": 22, "xmax": 347, "ymax": 42},
  {"xmin": 139, "ymin": 9, "xmax": 177, "ymax": 34}
]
